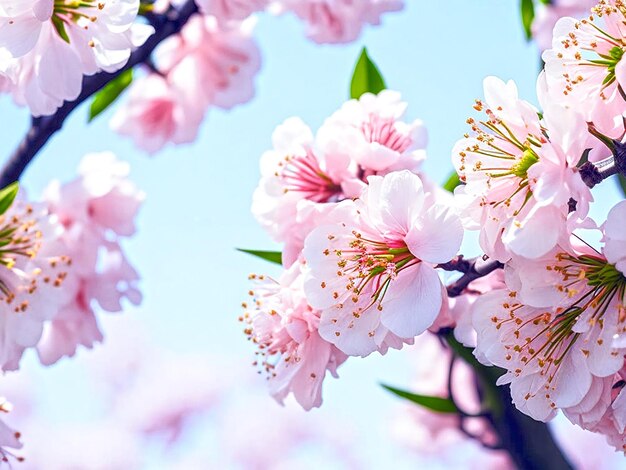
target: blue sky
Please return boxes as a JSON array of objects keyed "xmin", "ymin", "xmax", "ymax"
[{"xmin": 0, "ymin": 0, "xmax": 624, "ymax": 468}]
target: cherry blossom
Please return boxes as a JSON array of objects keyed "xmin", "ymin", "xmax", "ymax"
[
  {"xmin": 542, "ymin": 0, "xmax": 626, "ymax": 138},
  {"xmin": 0, "ymin": 0, "xmax": 153, "ymax": 116},
  {"xmin": 112, "ymin": 14, "xmax": 260, "ymax": 153},
  {"xmin": 277, "ymin": 0, "xmax": 404, "ymax": 44},
  {"xmin": 603, "ymin": 200, "xmax": 626, "ymax": 275},
  {"xmin": 0, "ymin": 200, "xmax": 71, "ymax": 371},
  {"xmin": 303, "ymin": 170, "xmax": 463, "ymax": 356},
  {"xmin": 252, "ymin": 91, "xmax": 428, "ymax": 267},
  {"xmin": 532, "ymin": 0, "xmax": 596, "ymax": 51},
  {"xmin": 194, "ymin": 0, "xmax": 268, "ymax": 21},
  {"xmin": 241, "ymin": 262, "xmax": 347, "ymax": 410},
  {"xmin": 36, "ymin": 152, "xmax": 143, "ymax": 365},
  {"xmin": 473, "ymin": 233, "xmax": 626, "ymax": 426},
  {"xmin": 453, "ymin": 76, "xmax": 592, "ymax": 261}
]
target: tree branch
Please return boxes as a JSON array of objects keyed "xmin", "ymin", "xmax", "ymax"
[
  {"xmin": 439, "ymin": 255, "xmax": 504, "ymax": 298},
  {"xmin": 579, "ymin": 139, "xmax": 626, "ymax": 189},
  {"xmin": 0, "ymin": 0, "xmax": 199, "ymax": 188}
]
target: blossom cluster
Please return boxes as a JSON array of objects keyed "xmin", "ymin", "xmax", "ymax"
[
  {"xmin": 243, "ymin": 90, "xmax": 466, "ymax": 409},
  {"xmin": 0, "ymin": 0, "xmax": 404, "ymax": 151},
  {"xmin": 243, "ymin": 0, "xmax": 626, "ymax": 454},
  {"xmin": 0, "ymin": 153, "xmax": 143, "ymax": 459}
]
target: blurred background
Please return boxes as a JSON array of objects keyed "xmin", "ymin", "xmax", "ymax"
[{"xmin": 0, "ymin": 0, "xmax": 624, "ymax": 468}]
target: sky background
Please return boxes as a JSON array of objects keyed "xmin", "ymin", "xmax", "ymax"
[{"xmin": 0, "ymin": 0, "xmax": 624, "ymax": 468}]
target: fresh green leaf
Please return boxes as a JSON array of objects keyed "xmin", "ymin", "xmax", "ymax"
[
  {"xmin": 52, "ymin": 16, "xmax": 70, "ymax": 43},
  {"xmin": 237, "ymin": 249, "xmax": 282, "ymax": 265},
  {"xmin": 88, "ymin": 69, "xmax": 134, "ymax": 122},
  {"xmin": 381, "ymin": 384, "xmax": 458, "ymax": 413},
  {"xmin": 520, "ymin": 0, "xmax": 535, "ymax": 40},
  {"xmin": 0, "ymin": 182, "xmax": 19, "ymax": 217},
  {"xmin": 443, "ymin": 172, "xmax": 462, "ymax": 193},
  {"xmin": 618, "ymin": 174, "xmax": 626, "ymax": 197},
  {"xmin": 350, "ymin": 48, "xmax": 386, "ymax": 99}
]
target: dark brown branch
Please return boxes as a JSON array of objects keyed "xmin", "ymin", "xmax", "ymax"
[
  {"xmin": 439, "ymin": 255, "xmax": 504, "ymax": 298},
  {"xmin": 579, "ymin": 138, "xmax": 626, "ymax": 189},
  {"xmin": 0, "ymin": 0, "xmax": 199, "ymax": 188}
]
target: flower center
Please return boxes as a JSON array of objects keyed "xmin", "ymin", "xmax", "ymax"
[
  {"xmin": 277, "ymin": 151, "xmax": 343, "ymax": 202},
  {"xmin": 361, "ymin": 114, "xmax": 412, "ymax": 153},
  {"xmin": 320, "ymin": 231, "xmax": 418, "ymax": 313},
  {"xmin": 52, "ymin": 0, "xmax": 106, "ymax": 43}
]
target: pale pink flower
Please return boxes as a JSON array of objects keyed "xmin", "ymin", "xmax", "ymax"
[
  {"xmin": 532, "ymin": 0, "xmax": 596, "ymax": 51},
  {"xmin": 303, "ymin": 171, "xmax": 463, "ymax": 356},
  {"xmin": 194, "ymin": 0, "xmax": 268, "ymax": 21},
  {"xmin": 391, "ymin": 334, "xmax": 511, "ymax": 468},
  {"xmin": 0, "ymin": 200, "xmax": 72, "ymax": 371},
  {"xmin": 277, "ymin": 0, "xmax": 404, "ymax": 44},
  {"xmin": 113, "ymin": 14, "xmax": 260, "ymax": 152},
  {"xmin": 241, "ymin": 262, "xmax": 348, "ymax": 410},
  {"xmin": 0, "ymin": 399, "xmax": 22, "ymax": 464},
  {"xmin": 317, "ymin": 90, "xmax": 427, "ymax": 173},
  {"xmin": 473, "ymin": 238, "xmax": 626, "ymax": 422},
  {"xmin": 110, "ymin": 73, "xmax": 206, "ymax": 154},
  {"xmin": 0, "ymin": 0, "xmax": 153, "ymax": 116},
  {"xmin": 453, "ymin": 76, "xmax": 591, "ymax": 261},
  {"xmin": 37, "ymin": 152, "xmax": 143, "ymax": 365},
  {"xmin": 542, "ymin": 1, "xmax": 626, "ymax": 138},
  {"xmin": 603, "ymin": 200, "xmax": 626, "ymax": 275}
]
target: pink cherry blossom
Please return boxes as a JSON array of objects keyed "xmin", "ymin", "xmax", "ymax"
[
  {"xmin": 277, "ymin": 0, "xmax": 404, "ymax": 44},
  {"xmin": 453, "ymin": 76, "xmax": 592, "ymax": 261},
  {"xmin": 317, "ymin": 90, "xmax": 427, "ymax": 173},
  {"xmin": 253, "ymin": 92, "xmax": 428, "ymax": 266},
  {"xmin": 0, "ymin": 0, "xmax": 153, "ymax": 116},
  {"xmin": 0, "ymin": 200, "xmax": 72, "ymax": 371},
  {"xmin": 542, "ymin": 1, "xmax": 626, "ymax": 138},
  {"xmin": 113, "ymin": 14, "xmax": 260, "ymax": 153},
  {"xmin": 473, "ymin": 239, "xmax": 626, "ymax": 423},
  {"xmin": 110, "ymin": 73, "xmax": 206, "ymax": 154},
  {"xmin": 532, "ymin": 0, "xmax": 596, "ymax": 51},
  {"xmin": 303, "ymin": 170, "xmax": 463, "ymax": 357},
  {"xmin": 603, "ymin": 200, "xmax": 626, "ymax": 275},
  {"xmin": 391, "ymin": 334, "xmax": 511, "ymax": 469},
  {"xmin": 241, "ymin": 262, "xmax": 347, "ymax": 410},
  {"xmin": 36, "ymin": 152, "xmax": 143, "ymax": 365},
  {"xmin": 0, "ymin": 399, "xmax": 22, "ymax": 464},
  {"xmin": 194, "ymin": 0, "xmax": 268, "ymax": 21}
]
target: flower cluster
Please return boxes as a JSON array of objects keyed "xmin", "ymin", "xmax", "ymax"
[
  {"xmin": 244, "ymin": 91, "xmax": 464, "ymax": 408},
  {"xmin": 0, "ymin": 0, "xmax": 153, "ymax": 116}
]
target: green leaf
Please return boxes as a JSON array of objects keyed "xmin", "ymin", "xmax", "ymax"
[
  {"xmin": 88, "ymin": 69, "xmax": 134, "ymax": 122},
  {"xmin": 350, "ymin": 48, "xmax": 386, "ymax": 99},
  {"xmin": 443, "ymin": 172, "xmax": 462, "ymax": 193},
  {"xmin": 520, "ymin": 0, "xmax": 535, "ymax": 40},
  {"xmin": 0, "ymin": 182, "xmax": 19, "ymax": 217},
  {"xmin": 237, "ymin": 249, "xmax": 282, "ymax": 265},
  {"xmin": 381, "ymin": 384, "xmax": 458, "ymax": 413},
  {"xmin": 618, "ymin": 174, "xmax": 626, "ymax": 197},
  {"xmin": 52, "ymin": 16, "xmax": 70, "ymax": 43}
]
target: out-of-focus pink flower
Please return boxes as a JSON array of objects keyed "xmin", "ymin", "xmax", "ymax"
[
  {"xmin": 110, "ymin": 73, "xmax": 206, "ymax": 154},
  {"xmin": 603, "ymin": 200, "xmax": 626, "ymax": 275},
  {"xmin": 453, "ymin": 76, "xmax": 591, "ymax": 261},
  {"xmin": 0, "ymin": 0, "xmax": 153, "ymax": 116},
  {"xmin": 391, "ymin": 334, "xmax": 511, "ymax": 469},
  {"xmin": 242, "ymin": 262, "xmax": 347, "ymax": 410},
  {"xmin": 194, "ymin": 0, "xmax": 268, "ymax": 21},
  {"xmin": 0, "ymin": 399, "xmax": 22, "ymax": 464},
  {"xmin": 542, "ymin": 2, "xmax": 626, "ymax": 138},
  {"xmin": 277, "ymin": 0, "xmax": 403, "ymax": 44},
  {"xmin": 532, "ymin": 0, "xmax": 596, "ymax": 51},
  {"xmin": 303, "ymin": 171, "xmax": 463, "ymax": 357},
  {"xmin": 37, "ymin": 152, "xmax": 143, "ymax": 365},
  {"xmin": 113, "ymin": 14, "xmax": 260, "ymax": 153}
]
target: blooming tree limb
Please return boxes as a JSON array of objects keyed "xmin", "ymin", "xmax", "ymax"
[{"xmin": 0, "ymin": 0, "xmax": 199, "ymax": 188}]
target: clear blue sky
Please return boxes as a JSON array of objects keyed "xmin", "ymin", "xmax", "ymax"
[{"xmin": 0, "ymin": 0, "xmax": 623, "ymax": 468}]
